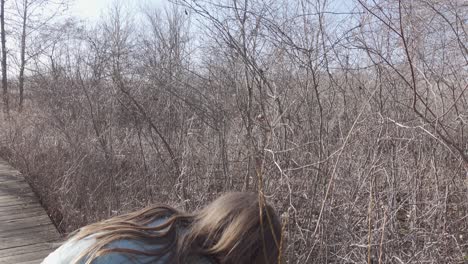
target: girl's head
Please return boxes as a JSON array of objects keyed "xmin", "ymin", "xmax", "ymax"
[
  {"xmin": 183, "ymin": 192, "xmax": 282, "ymax": 263},
  {"xmin": 73, "ymin": 192, "xmax": 282, "ymax": 264}
]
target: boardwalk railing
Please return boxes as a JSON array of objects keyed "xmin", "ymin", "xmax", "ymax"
[{"xmin": 0, "ymin": 159, "xmax": 61, "ymax": 264}]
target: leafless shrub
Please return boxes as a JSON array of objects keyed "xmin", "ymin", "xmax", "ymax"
[{"xmin": 0, "ymin": 0, "xmax": 466, "ymax": 263}]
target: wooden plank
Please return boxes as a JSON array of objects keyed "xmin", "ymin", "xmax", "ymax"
[
  {"xmin": 0, "ymin": 193, "xmax": 38, "ymax": 201},
  {"xmin": 0, "ymin": 180, "xmax": 34, "ymax": 187},
  {"xmin": 0, "ymin": 190, "xmax": 35, "ymax": 197},
  {"xmin": 0, "ymin": 192, "xmax": 36, "ymax": 199},
  {"xmin": 0, "ymin": 203, "xmax": 42, "ymax": 212},
  {"xmin": 0, "ymin": 242, "xmax": 58, "ymax": 258},
  {"xmin": 0, "ymin": 172, "xmax": 20, "ymax": 176},
  {"xmin": 0, "ymin": 159, "xmax": 60, "ymax": 263},
  {"xmin": 0, "ymin": 208, "xmax": 45, "ymax": 221},
  {"xmin": 0, "ymin": 187, "xmax": 35, "ymax": 196},
  {"xmin": 16, "ymin": 261, "xmax": 44, "ymax": 264},
  {"xmin": 0, "ymin": 249, "xmax": 54, "ymax": 263},
  {"xmin": 0, "ymin": 215, "xmax": 53, "ymax": 232},
  {"xmin": 0, "ymin": 212, "xmax": 50, "ymax": 224},
  {"xmin": 0, "ymin": 196, "xmax": 40, "ymax": 207},
  {"xmin": 0, "ymin": 175, "xmax": 23, "ymax": 181},
  {"xmin": 0, "ymin": 180, "xmax": 28, "ymax": 187},
  {"xmin": 0, "ymin": 183, "xmax": 32, "ymax": 191},
  {"xmin": 17, "ymin": 260, "xmax": 47, "ymax": 264},
  {"xmin": 0, "ymin": 230, "xmax": 61, "ymax": 250},
  {"xmin": 0, "ymin": 194, "xmax": 36, "ymax": 201},
  {"xmin": 0, "ymin": 224, "xmax": 58, "ymax": 239},
  {"xmin": 0, "ymin": 179, "xmax": 29, "ymax": 185},
  {"xmin": 1, "ymin": 214, "xmax": 51, "ymax": 225},
  {"xmin": 0, "ymin": 204, "xmax": 43, "ymax": 214}
]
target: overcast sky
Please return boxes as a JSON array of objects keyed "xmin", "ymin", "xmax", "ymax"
[
  {"xmin": 69, "ymin": 0, "xmax": 354, "ymax": 21},
  {"xmin": 70, "ymin": 0, "xmax": 168, "ymax": 21}
]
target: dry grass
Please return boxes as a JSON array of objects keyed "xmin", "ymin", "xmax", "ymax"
[{"xmin": 0, "ymin": 0, "xmax": 467, "ymax": 262}]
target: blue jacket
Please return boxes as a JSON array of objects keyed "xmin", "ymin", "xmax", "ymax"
[{"xmin": 42, "ymin": 218, "xmax": 215, "ymax": 264}]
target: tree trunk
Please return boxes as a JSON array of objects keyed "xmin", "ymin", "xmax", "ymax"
[
  {"xmin": 19, "ymin": 0, "xmax": 28, "ymax": 112},
  {"xmin": 1, "ymin": 0, "xmax": 8, "ymax": 116}
]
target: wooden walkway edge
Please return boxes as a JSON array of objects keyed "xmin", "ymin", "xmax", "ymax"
[{"xmin": 0, "ymin": 159, "xmax": 61, "ymax": 264}]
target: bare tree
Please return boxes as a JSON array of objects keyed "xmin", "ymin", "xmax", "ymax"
[
  {"xmin": 15, "ymin": 0, "xmax": 68, "ymax": 111},
  {"xmin": 1, "ymin": 0, "xmax": 7, "ymax": 116}
]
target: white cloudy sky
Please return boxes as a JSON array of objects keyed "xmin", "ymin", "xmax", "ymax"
[
  {"xmin": 70, "ymin": 0, "xmax": 168, "ymax": 21},
  {"xmin": 69, "ymin": 0, "xmax": 353, "ymax": 21}
]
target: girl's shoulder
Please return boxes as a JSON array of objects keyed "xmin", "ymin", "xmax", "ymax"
[{"xmin": 42, "ymin": 235, "xmax": 97, "ymax": 264}]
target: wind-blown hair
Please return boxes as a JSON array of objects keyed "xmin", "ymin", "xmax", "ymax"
[{"xmin": 71, "ymin": 192, "xmax": 282, "ymax": 264}]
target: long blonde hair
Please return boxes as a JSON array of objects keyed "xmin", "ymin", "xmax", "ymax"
[{"xmin": 72, "ymin": 192, "xmax": 282, "ymax": 264}]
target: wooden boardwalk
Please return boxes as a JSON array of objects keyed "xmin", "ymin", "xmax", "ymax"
[{"xmin": 0, "ymin": 159, "xmax": 61, "ymax": 264}]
